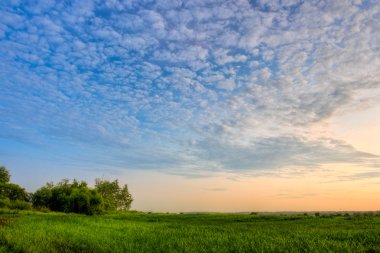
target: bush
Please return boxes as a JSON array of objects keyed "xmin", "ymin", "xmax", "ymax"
[
  {"xmin": 0, "ymin": 198, "xmax": 10, "ymax": 208},
  {"xmin": 0, "ymin": 198, "xmax": 31, "ymax": 210},
  {"xmin": 8, "ymin": 200, "xmax": 32, "ymax": 210},
  {"xmin": 32, "ymin": 179, "xmax": 104, "ymax": 215},
  {"xmin": 34, "ymin": 206, "xmax": 50, "ymax": 213},
  {"xmin": 0, "ymin": 167, "xmax": 32, "ymax": 211},
  {"xmin": 32, "ymin": 183, "xmax": 53, "ymax": 208},
  {"xmin": 1, "ymin": 166, "xmax": 133, "ymax": 215},
  {"xmin": 0, "ymin": 183, "xmax": 29, "ymax": 201}
]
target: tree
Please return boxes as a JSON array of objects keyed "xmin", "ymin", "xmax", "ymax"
[
  {"xmin": 1, "ymin": 166, "xmax": 133, "ymax": 214},
  {"xmin": 32, "ymin": 182, "xmax": 53, "ymax": 208},
  {"xmin": 32, "ymin": 179, "xmax": 104, "ymax": 215},
  {"xmin": 0, "ymin": 166, "xmax": 10, "ymax": 184},
  {"xmin": 0, "ymin": 183, "xmax": 29, "ymax": 201},
  {"xmin": 0, "ymin": 166, "xmax": 30, "ymax": 210},
  {"xmin": 95, "ymin": 179, "xmax": 133, "ymax": 211},
  {"xmin": 117, "ymin": 184, "xmax": 133, "ymax": 211}
]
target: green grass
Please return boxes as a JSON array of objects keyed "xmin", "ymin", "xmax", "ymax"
[{"xmin": 1, "ymin": 210, "xmax": 380, "ymax": 252}]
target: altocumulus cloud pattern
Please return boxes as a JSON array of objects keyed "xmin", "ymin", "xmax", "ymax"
[{"xmin": 1, "ymin": 0, "xmax": 380, "ymax": 176}]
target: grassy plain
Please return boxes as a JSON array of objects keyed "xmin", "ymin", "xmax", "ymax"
[{"xmin": 1, "ymin": 209, "xmax": 380, "ymax": 252}]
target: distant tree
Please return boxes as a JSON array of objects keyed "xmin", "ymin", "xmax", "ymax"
[
  {"xmin": 1, "ymin": 165, "xmax": 133, "ymax": 214},
  {"xmin": 69, "ymin": 187, "xmax": 101, "ymax": 214},
  {"xmin": 32, "ymin": 182, "xmax": 54, "ymax": 208},
  {"xmin": 0, "ymin": 166, "xmax": 30, "ymax": 210},
  {"xmin": 94, "ymin": 179, "xmax": 118, "ymax": 210},
  {"xmin": 117, "ymin": 184, "xmax": 133, "ymax": 211},
  {"xmin": 0, "ymin": 166, "xmax": 11, "ymax": 184},
  {"xmin": 32, "ymin": 179, "xmax": 104, "ymax": 215},
  {"xmin": 0, "ymin": 183, "xmax": 29, "ymax": 201},
  {"xmin": 95, "ymin": 179, "xmax": 133, "ymax": 211}
]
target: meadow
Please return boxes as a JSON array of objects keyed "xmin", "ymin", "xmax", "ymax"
[{"xmin": 1, "ymin": 209, "xmax": 380, "ymax": 253}]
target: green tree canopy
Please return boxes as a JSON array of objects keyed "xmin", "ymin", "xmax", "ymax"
[
  {"xmin": 0, "ymin": 183, "xmax": 29, "ymax": 201},
  {"xmin": 0, "ymin": 166, "xmax": 10, "ymax": 184},
  {"xmin": 1, "ymin": 166, "xmax": 133, "ymax": 214},
  {"xmin": 95, "ymin": 179, "xmax": 133, "ymax": 211},
  {"xmin": 32, "ymin": 179, "xmax": 103, "ymax": 215},
  {"xmin": 0, "ymin": 166, "xmax": 29, "ymax": 202}
]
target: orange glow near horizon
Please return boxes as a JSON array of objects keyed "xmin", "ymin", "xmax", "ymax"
[{"xmin": 124, "ymin": 162, "xmax": 380, "ymax": 212}]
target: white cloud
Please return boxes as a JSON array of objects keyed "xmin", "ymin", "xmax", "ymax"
[
  {"xmin": 218, "ymin": 80, "xmax": 235, "ymax": 91},
  {"xmin": 1, "ymin": 0, "xmax": 380, "ymax": 175}
]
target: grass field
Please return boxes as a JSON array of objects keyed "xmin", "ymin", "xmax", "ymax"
[{"xmin": 1, "ymin": 209, "xmax": 380, "ymax": 253}]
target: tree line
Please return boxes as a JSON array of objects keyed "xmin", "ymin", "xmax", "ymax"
[{"xmin": 0, "ymin": 166, "xmax": 133, "ymax": 215}]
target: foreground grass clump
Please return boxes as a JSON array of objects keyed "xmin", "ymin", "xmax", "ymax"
[{"xmin": 1, "ymin": 210, "xmax": 380, "ymax": 252}]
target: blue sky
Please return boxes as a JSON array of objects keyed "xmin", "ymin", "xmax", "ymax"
[{"xmin": 1, "ymin": 0, "xmax": 380, "ymax": 211}]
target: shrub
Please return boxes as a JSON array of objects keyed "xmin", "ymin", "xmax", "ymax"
[
  {"xmin": 32, "ymin": 179, "xmax": 104, "ymax": 215},
  {"xmin": 0, "ymin": 198, "xmax": 10, "ymax": 208},
  {"xmin": 32, "ymin": 183, "xmax": 53, "ymax": 208},
  {"xmin": 0, "ymin": 183, "xmax": 29, "ymax": 201},
  {"xmin": 0, "ymin": 198, "xmax": 31, "ymax": 210},
  {"xmin": 0, "ymin": 166, "xmax": 30, "ymax": 202},
  {"xmin": 35, "ymin": 206, "xmax": 50, "ymax": 213},
  {"xmin": 8, "ymin": 200, "xmax": 32, "ymax": 210}
]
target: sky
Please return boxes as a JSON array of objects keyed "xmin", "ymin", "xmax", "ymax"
[{"xmin": 1, "ymin": 0, "xmax": 380, "ymax": 212}]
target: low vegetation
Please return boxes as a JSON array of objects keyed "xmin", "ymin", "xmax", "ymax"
[
  {"xmin": 1, "ymin": 211, "xmax": 380, "ymax": 252},
  {"xmin": 2, "ymin": 165, "xmax": 380, "ymax": 252},
  {"xmin": 0, "ymin": 166, "xmax": 31, "ymax": 210},
  {"xmin": 32, "ymin": 180, "xmax": 104, "ymax": 215},
  {"xmin": 0, "ymin": 166, "xmax": 133, "ymax": 214}
]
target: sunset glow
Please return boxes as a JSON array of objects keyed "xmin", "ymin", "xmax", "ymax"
[{"xmin": 1, "ymin": 0, "xmax": 380, "ymax": 212}]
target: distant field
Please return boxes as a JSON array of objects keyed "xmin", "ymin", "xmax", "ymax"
[{"xmin": 1, "ymin": 209, "xmax": 380, "ymax": 253}]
